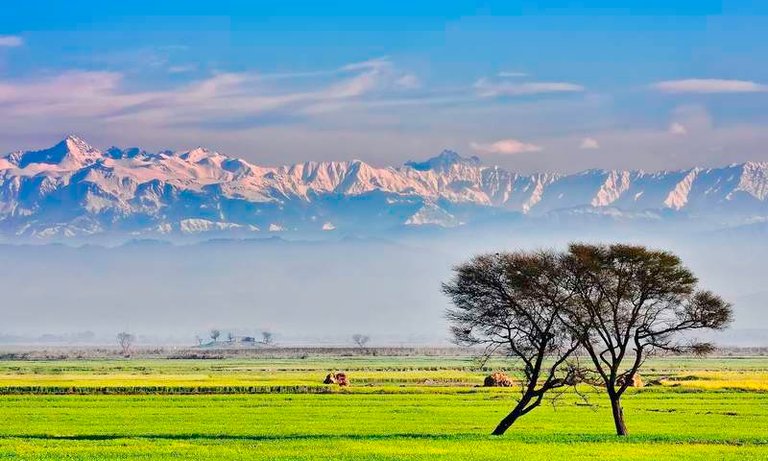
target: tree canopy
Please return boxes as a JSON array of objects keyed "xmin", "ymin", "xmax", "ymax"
[
  {"xmin": 444, "ymin": 244, "xmax": 732, "ymax": 436},
  {"xmin": 443, "ymin": 251, "xmax": 581, "ymax": 434},
  {"xmin": 561, "ymin": 243, "xmax": 732, "ymax": 435}
]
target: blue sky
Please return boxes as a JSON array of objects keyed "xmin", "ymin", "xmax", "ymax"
[{"xmin": 1, "ymin": 1, "xmax": 767, "ymax": 172}]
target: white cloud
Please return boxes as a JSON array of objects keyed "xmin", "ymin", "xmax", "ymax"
[
  {"xmin": 474, "ymin": 78, "xmax": 584, "ymax": 97},
  {"xmin": 470, "ymin": 138, "xmax": 542, "ymax": 155},
  {"xmin": 666, "ymin": 105, "xmax": 712, "ymax": 136},
  {"xmin": 0, "ymin": 35, "xmax": 23, "ymax": 47},
  {"xmin": 497, "ymin": 71, "xmax": 528, "ymax": 78},
  {"xmin": 669, "ymin": 122, "xmax": 688, "ymax": 135},
  {"xmin": 653, "ymin": 79, "xmax": 767, "ymax": 94},
  {"xmin": 579, "ymin": 137, "xmax": 600, "ymax": 149}
]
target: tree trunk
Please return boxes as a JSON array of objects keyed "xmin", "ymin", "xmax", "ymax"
[
  {"xmin": 491, "ymin": 396, "xmax": 530, "ymax": 435},
  {"xmin": 610, "ymin": 395, "xmax": 628, "ymax": 436}
]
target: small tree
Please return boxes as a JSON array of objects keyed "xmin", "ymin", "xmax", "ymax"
[
  {"xmin": 210, "ymin": 329, "xmax": 221, "ymax": 343},
  {"xmin": 444, "ymin": 251, "xmax": 582, "ymax": 435},
  {"xmin": 227, "ymin": 332, "xmax": 234, "ymax": 343},
  {"xmin": 261, "ymin": 331, "xmax": 274, "ymax": 346},
  {"xmin": 562, "ymin": 243, "xmax": 732, "ymax": 436},
  {"xmin": 116, "ymin": 332, "xmax": 135, "ymax": 356},
  {"xmin": 352, "ymin": 334, "xmax": 370, "ymax": 349}
]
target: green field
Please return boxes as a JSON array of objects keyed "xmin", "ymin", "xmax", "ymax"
[{"xmin": 0, "ymin": 355, "xmax": 766, "ymax": 459}]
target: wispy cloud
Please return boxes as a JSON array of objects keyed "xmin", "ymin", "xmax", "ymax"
[
  {"xmin": 0, "ymin": 58, "xmax": 425, "ymax": 130},
  {"xmin": 0, "ymin": 35, "xmax": 23, "ymax": 47},
  {"xmin": 497, "ymin": 71, "xmax": 527, "ymax": 78},
  {"xmin": 653, "ymin": 79, "xmax": 768, "ymax": 94},
  {"xmin": 0, "ymin": 71, "xmax": 141, "ymax": 118},
  {"xmin": 340, "ymin": 57, "xmax": 392, "ymax": 72},
  {"xmin": 395, "ymin": 74, "xmax": 420, "ymax": 89},
  {"xmin": 167, "ymin": 64, "xmax": 197, "ymax": 74},
  {"xmin": 470, "ymin": 138, "xmax": 542, "ymax": 155},
  {"xmin": 474, "ymin": 77, "xmax": 584, "ymax": 97},
  {"xmin": 579, "ymin": 137, "xmax": 600, "ymax": 149}
]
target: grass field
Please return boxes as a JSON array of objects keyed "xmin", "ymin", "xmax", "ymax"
[{"xmin": 0, "ymin": 355, "xmax": 765, "ymax": 459}]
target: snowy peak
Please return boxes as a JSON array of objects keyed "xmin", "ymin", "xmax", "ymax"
[
  {"xmin": 7, "ymin": 135, "xmax": 102, "ymax": 170},
  {"xmin": 178, "ymin": 147, "xmax": 221, "ymax": 163},
  {"xmin": 404, "ymin": 150, "xmax": 481, "ymax": 173}
]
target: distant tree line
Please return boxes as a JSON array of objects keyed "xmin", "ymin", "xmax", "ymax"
[
  {"xmin": 201, "ymin": 329, "xmax": 275, "ymax": 346},
  {"xmin": 196, "ymin": 330, "xmax": 373, "ymax": 350},
  {"xmin": 115, "ymin": 329, "xmax": 278, "ymax": 356},
  {"xmin": 444, "ymin": 243, "xmax": 732, "ymax": 436},
  {"xmin": 115, "ymin": 328, "xmax": 375, "ymax": 355}
]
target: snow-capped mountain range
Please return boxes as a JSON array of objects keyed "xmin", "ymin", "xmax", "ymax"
[{"xmin": 1, "ymin": 135, "xmax": 767, "ymax": 241}]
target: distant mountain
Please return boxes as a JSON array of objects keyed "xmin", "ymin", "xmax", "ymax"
[{"xmin": 0, "ymin": 135, "xmax": 767, "ymax": 241}]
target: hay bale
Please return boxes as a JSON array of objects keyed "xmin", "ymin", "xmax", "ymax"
[
  {"xmin": 323, "ymin": 372, "xmax": 349, "ymax": 386},
  {"xmin": 618, "ymin": 373, "xmax": 644, "ymax": 388},
  {"xmin": 483, "ymin": 372, "xmax": 513, "ymax": 387}
]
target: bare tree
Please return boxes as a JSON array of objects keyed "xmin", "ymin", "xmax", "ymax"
[
  {"xmin": 209, "ymin": 329, "xmax": 221, "ymax": 343},
  {"xmin": 352, "ymin": 334, "xmax": 370, "ymax": 349},
  {"xmin": 227, "ymin": 331, "xmax": 234, "ymax": 343},
  {"xmin": 116, "ymin": 332, "xmax": 135, "ymax": 356},
  {"xmin": 443, "ymin": 251, "xmax": 581, "ymax": 435},
  {"xmin": 562, "ymin": 243, "xmax": 732, "ymax": 436},
  {"xmin": 261, "ymin": 331, "xmax": 274, "ymax": 346}
]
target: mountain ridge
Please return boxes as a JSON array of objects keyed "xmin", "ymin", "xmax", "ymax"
[{"xmin": 1, "ymin": 136, "xmax": 767, "ymax": 240}]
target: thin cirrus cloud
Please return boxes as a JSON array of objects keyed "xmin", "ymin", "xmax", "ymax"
[
  {"xmin": 167, "ymin": 64, "xmax": 198, "ymax": 74},
  {"xmin": 496, "ymin": 71, "xmax": 528, "ymax": 78},
  {"xmin": 0, "ymin": 57, "xmax": 592, "ymax": 137},
  {"xmin": 0, "ymin": 58, "xmax": 420, "ymax": 128},
  {"xmin": 0, "ymin": 35, "xmax": 23, "ymax": 47},
  {"xmin": 653, "ymin": 79, "xmax": 768, "ymax": 94},
  {"xmin": 474, "ymin": 77, "xmax": 584, "ymax": 97},
  {"xmin": 340, "ymin": 56, "xmax": 391, "ymax": 72},
  {"xmin": 470, "ymin": 138, "xmax": 542, "ymax": 155}
]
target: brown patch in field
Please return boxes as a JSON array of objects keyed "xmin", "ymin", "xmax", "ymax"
[
  {"xmin": 323, "ymin": 372, "xmax": 349, "ymax": 386},
  {"xmin": 483, "ymin": 372, "xmax": 514, "ymax": 387},
  {"xmin": 618, "ymin": 373, "xmax": 644, "ymax": 388}
]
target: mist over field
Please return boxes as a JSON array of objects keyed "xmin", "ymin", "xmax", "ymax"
[{"xmin": 1, "ymin": 224, "xmax": 765, "ymax": 346}]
